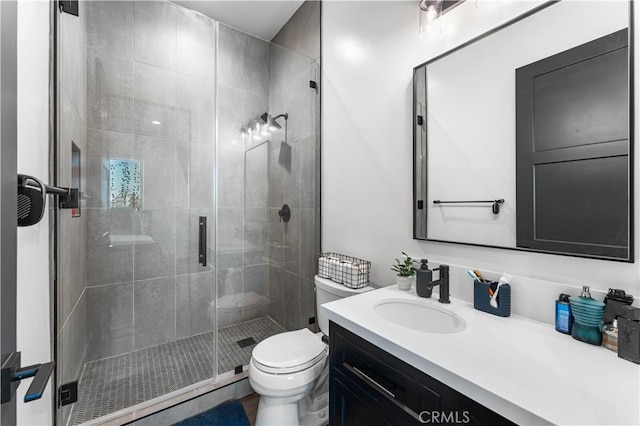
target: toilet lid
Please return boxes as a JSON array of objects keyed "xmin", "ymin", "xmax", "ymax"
[{"xmin": 252, "ymin": 329, "xmax": 327, "ymax": 374}]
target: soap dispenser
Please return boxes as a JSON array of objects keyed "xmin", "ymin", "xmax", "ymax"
[{"xmin": 416, "ymin": 259, "xmax": 433, "ymax": 298}]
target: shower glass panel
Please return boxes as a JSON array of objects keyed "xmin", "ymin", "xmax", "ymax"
[
  {"xmin": 215, "ymin": 26, "xmax": 321, "ymax": 376},
  {"xmin": 265, "ymin": 43, "xmax": 321, "ymax": 333},
  {"xmin": 57, "ymin": 2, "xmax": 217, "ymax": 424},
  {"xmin": 56, "ymin": 2, "xmax": 319, "ymax": 424}
]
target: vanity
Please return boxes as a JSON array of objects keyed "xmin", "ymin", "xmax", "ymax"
[
  {"xmin": 322, "ymin": 286, "xmax": 640, "ymax": 425},
  {"xmin": 329, "ymin": 321, "xmax": 513, "ymax": 425}
]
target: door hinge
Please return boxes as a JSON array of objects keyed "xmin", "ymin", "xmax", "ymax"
[
  {"xmin": 58, "ymin": 381, "xmax": 78, "ymax": 407},
  {"xmin": 309, "ymin": 80, "xmax": 318, "ymax": 90},
  {"xmin": 59, "ymin": 1, "xmax": 79, "ymax": 16}
]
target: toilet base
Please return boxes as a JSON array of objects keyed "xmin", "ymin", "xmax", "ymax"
[
  {"xmin": 255, "ymin": 391, "xmax": 329, "ymax": 426},
  {"xmin": 300, "ymin": 391, "xmax": 329, "ymax": 426},
  {"xmin": 255, "ymin": 395, "xmax": 301, "ymax": 426}
]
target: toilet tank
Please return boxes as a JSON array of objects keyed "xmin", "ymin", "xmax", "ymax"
[{"xmin": 315, "ymin": 275, "xmax": 374, "ymax": 335}]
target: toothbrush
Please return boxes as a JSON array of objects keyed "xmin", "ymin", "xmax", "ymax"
[
  {"xmin": 490, "ymin": 273, "xmax": 512, "ymax": 308},
  {"xmin": 467, "ymin": 270, "xmax": 478, "ymax": 280}
]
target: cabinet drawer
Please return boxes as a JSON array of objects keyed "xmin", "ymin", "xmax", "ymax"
[
  {"xmin": 331, "ymin": 323, "xmax": 445, "ymax": 422},
  {"xmin": 331, "ymin": 373, "xmax": 398, "ymax": 426}
]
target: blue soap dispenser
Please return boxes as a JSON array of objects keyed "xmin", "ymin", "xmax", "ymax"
[
  {"xmin": 416, "ymin": 259, "xmax": 433, "ymax": 298},
  {"xmin": 555, "ymin": 293, "xmax": 573, "ymax": 334}
]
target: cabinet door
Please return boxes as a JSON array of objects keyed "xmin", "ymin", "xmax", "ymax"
[
  {"xmin": 515, "ymin": 28, "xmax": 630, "ymax": 260},
  {"xmin": 331, "ymin": 376, "xmax": 394, "ymax": 426}
]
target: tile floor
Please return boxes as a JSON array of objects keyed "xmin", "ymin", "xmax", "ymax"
[{"xmin": 69, "ymin": 317, "xmax": 285, "ymax": 425}]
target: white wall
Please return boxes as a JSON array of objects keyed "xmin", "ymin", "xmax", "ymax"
[
  {"xmin": 16, "ymin": 1, "xmax": 53, "ymax": 424},
  {"xmin": 322, "ymin": 0, "xmax": 640, "ymax": 324}
]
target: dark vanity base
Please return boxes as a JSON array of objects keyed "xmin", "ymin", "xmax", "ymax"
[{"xmin": 329, "ymin": 321, "xmax": 515, "ymax": 425}]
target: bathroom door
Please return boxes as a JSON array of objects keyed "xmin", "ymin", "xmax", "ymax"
[{"xmin": 1, "ymin": 1, "xmax": 19, "ymax": 424}]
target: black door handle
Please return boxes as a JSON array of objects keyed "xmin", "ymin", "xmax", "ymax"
[
  {"xmin": 1, "ymin": 352, "xmax": 55, "ymax": 404},
  {"xmin": 199, "ymin": 216, "xmax": 207, "ymax": 267},
  {"xmin": 16, "ymin": 362, "xmax": 55, "ymax": 402}
]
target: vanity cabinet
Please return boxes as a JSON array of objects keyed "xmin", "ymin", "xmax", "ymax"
[{"xmin": 329, "ymin": 322, "xmax": 515, "ymax": 426}]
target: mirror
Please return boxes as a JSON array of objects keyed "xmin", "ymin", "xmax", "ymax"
[{"xmin": 413, "ymin": 0, "xmax": 633, "ymax": 261}]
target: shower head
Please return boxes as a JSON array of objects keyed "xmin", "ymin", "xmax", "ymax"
[{"xmin": 260, "ymin": 112, "xmax": 288, "ymax": 131}]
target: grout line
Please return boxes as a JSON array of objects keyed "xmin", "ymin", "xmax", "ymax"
[{"xmin": 58, "ymin": 286, "xmax": 86, "ymax": 333}]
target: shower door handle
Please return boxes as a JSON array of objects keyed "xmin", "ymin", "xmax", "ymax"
[{"xmin": 199, "ymin": 216, "xmax": 207, "ymax": 267}]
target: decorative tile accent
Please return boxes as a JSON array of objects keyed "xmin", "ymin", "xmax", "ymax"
[{"xmin": 70, "ymin": 317, "xmax": 284, "ymax": 425}]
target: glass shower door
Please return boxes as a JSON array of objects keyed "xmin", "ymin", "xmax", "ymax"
[{"xmin": 56, "ymin": 2, "xmax": 218, "ymax": 424}]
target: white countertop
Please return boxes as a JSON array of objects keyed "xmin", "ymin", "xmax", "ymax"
[{"xmin": 321, "ymin": 285, "xmax": 640, "ymax": 425}]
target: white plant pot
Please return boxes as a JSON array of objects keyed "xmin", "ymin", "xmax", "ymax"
[{"xmin": 396, "ymin": 275, "xmax": 413, "ymax": 291}]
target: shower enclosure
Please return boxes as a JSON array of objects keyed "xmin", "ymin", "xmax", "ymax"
[{"xmin": 55, "ymin": 1, "xmax": 320, "ymax": 424}]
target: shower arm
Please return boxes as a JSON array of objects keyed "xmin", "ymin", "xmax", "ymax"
[{"xmin": 275, "ymin": 113, "xmax": 289, "ymax": 144}]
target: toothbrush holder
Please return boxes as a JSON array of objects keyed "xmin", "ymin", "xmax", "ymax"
[{"xmin": 473, "ymin": 279, "xmax": 511, "ymax": 317}]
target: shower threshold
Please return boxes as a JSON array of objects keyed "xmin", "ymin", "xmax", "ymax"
[{"xmin": 69, "ymin": 316, "xmax": 286, "ymax": 425}]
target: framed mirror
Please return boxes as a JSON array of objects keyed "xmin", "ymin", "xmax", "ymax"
[{"xmin": 413, "ymin": 0, "xmax": 634, "ymax": 262}]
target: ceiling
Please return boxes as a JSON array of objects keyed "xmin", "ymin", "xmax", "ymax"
[{"xmin": 172, "ymin": 1, "xmax": 305, "ymax": 41}]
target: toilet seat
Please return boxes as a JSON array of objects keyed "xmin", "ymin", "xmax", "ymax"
[{"xmin": 252, "ymin": 329, "xmax": 327, "ymax": 375}]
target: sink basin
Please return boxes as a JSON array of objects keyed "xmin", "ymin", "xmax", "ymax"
[{"xmin": 374, "ymin": 299, "xmax": 466, "ymax": 334}]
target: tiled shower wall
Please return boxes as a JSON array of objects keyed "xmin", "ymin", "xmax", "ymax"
[
  {"xmin": 83, "ymin": 0, "xmax": 216, "ymax": 361},
  {"xmin": 268, "ymin": 2, "xmax": 321, "ymax": 331}
]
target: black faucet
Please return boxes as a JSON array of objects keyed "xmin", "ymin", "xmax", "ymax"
[{"xmin": 427, "ymin": 265, "xmax": 450, "ymax": 304}]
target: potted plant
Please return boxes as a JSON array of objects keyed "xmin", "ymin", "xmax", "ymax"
[{"xmin": 391, "ymin": 252, "xmax": 418, "ymax": 291}]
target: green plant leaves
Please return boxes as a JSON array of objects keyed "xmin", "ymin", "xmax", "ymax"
[{"xmin": 391, "ymin": 252, "xmax": 418, "ymax": 277}]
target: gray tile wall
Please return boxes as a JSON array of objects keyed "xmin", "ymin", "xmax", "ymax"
[
  {"xmin": 267, "ymin": 1, "xmax": 321, "ymax": 332},
  {"xmin": 84, "ymin": 0, "xmax": 216, "ymax": 362},
  {"xmin": 271, "ymin": 1, "xmax": 321, "ymax": 61}
]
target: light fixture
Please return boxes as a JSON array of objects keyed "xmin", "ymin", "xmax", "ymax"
[
  {"xmin": 419, "ymin": 0, "xmax": 466, "ymax": 39},
  {"xmin": 238, "ymin": 113, "xmax": 290, "ymax": 143},
  {"xmin": 420, "ymin": 0, "xmax": 442, "ymax": 21},
  {"xmin": 419, "ymin": 0, "xmax": 443, "ymax": 38},
  {"xmin": 253, "ymin": 122, "xmax": 262, "ymax": 140},
  {"xmin": 151, "ymin": 120, "xmax": 161, "ymax": 125}
]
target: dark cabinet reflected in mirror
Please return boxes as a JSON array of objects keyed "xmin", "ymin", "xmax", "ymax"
[{"xmin": 412, "ymin": 0, "xmax": 633, "ymax": 262}]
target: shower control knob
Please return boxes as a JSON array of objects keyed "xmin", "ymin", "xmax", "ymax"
[{"xmin": 279, "ymin": 204, "xmax": 291, "ymax": 223}]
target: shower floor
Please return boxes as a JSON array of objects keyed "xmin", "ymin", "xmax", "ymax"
[{"xmin": 69, "ymin": 316, "xmax": 286, "ymax": 425}]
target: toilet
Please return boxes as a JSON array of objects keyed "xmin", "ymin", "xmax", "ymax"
[{"xmin": 249, "ymin": 275, "xmax": 374, "ymax": 426}]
